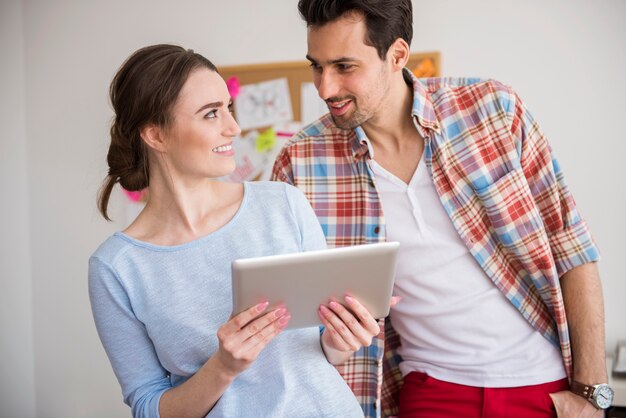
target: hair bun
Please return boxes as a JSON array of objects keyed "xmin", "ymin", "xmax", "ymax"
[
  {"xmin": 119, "ymin": 166, "xmax": 148, "ymax": 192},
  {"xmin": 106, "ymin": 125, "xmax": 149, "ymax": 191}
]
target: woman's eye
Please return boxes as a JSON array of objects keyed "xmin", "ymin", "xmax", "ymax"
[{"xmin": 204, "ymin": 109, "xmax": 218, "ymax": 119}]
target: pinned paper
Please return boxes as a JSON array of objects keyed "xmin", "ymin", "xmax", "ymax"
[
  {"xmin": 223, "ymin": 131, "xmax": 266, "ymax": 182},
  {"xmin": 301, "ymin": 82, "xmax": 328, "ymax": 125},
  {"xmin": 412, "ymin": 58, "xmax": 436, "ymax": 78},
  {"xmin": 234, "ymin": 78, "xmax": 293, "ymax": 130},
  {"xmin": 256, "ymin": 127, "xmax": 276, "ymax": 153}
]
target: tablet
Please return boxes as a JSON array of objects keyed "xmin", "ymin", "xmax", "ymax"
[{"xmin": 231, "ymin": 241, "xmax": 399, "ymax": 329}]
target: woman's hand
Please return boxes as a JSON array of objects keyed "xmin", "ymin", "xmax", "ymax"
[
  {"xmin": 214, "ymin": 302, "xmax": 290, "ymax": 377},
  {"xmin": 318, "ymin": 295, "xmax": 382, "ymax": 364}
]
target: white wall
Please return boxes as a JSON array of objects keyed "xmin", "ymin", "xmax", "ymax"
[
  {"xmin": 3, "ymin": 0, "xmax": 624, "ymax": 416},
  {"xmin": 0, "ymin": 1, "xmax": 36, "ymax": 417}
]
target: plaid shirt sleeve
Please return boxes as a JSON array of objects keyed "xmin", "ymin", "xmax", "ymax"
[
  {"xmin": 429, "ymin": 79, "xmax": 600, "ymax": 376},
  {"xmin": 510, "ymin": 90, "xmax": 600, "ymax": 276}
]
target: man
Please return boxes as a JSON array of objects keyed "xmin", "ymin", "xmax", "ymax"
[{"xmin": 271, "ymin": 1, "xmax": 612, "ymax": 417}]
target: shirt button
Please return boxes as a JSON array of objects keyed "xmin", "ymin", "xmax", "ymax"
[{"xmin": 374, "ymin": 226, "xmax": 380, "ymax": 234}]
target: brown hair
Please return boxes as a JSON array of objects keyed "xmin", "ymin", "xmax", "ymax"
[
  {"xmin": 98, "ymin": 44, "xmax": 217, "ymax": 220},
  {"xmin": 297, "ymin": 0, "xmax": 413, "ymax": 60}
]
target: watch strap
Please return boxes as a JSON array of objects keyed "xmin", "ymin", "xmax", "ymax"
[{"xmin": 570, "ymin": 380, "xmax": 595, "ymax": 400}]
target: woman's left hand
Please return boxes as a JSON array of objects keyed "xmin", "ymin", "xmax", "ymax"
[{"xmin": 318, "ymin": 295, "xmax": 381, "ymax": 364}]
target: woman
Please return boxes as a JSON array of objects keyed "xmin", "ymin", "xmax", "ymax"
[{"xmin": 89, "ymin": 44, "xmax": 379, "ymax": 418}]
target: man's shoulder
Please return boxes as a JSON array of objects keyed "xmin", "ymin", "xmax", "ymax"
[
  {"xmin": 420, "ymin": 77, "xmax": 516, "ymax": 100},
  {"xmin": 418, "ymin": 76, "xmax": 511, "ymax": 92},
  {"xmin": 417, "ymin": 77, "xmax": 515, "ymax": 95},
  {"xmin": 416, "ymin": 77, "xmax": 519, "ymax": 115}
]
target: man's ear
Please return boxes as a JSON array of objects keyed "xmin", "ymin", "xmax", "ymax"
[
  {"xmin": 388, "ymin": 38, "xmax": 410, "ymax": 71},
  {"xmin": 140, "ymin": 124, "xmax": 167, "ymax": 153}
]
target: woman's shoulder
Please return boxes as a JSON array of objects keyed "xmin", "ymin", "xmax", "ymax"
[
  {"xmin": 246, "ymin": 180, "xmax": 288, "ymax": 193},
  {"xmin": 245, "ymin": 181, "xmax": 309, "ymax": 210},
  {"xmin": 89, "ymin": 232, "xmax": 136, "ymax": 266}
]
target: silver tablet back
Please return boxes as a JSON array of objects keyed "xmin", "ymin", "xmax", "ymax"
[{"xmin": 231, "ymin": 242, "xmax": 399, "ymax": 329}]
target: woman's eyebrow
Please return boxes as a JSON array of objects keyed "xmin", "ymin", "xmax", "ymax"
[{"xmin": 195, "ymin": 101, "xmax": 223, "ymax": 114}]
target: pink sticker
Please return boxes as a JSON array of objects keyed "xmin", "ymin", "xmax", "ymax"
[{"xmin": 226, "ymin": 76, "xmax": 240, "ymax": 99}]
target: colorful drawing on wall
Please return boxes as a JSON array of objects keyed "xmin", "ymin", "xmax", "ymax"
[
  {"xmin": 222, "ymin": 122, "xmax": 301, "ymax": 183},
  {"xmin": 301, "ymin": 82, "xmax": 328, "ymax": 126},
  {"xmin": 234, "ymin": 78, "xmax": 293, "ymax": 131}
]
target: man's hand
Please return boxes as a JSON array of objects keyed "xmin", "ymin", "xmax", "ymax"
[{"xmin": 550, "ymin": 390, "xmax": 604, "ymax": 418}]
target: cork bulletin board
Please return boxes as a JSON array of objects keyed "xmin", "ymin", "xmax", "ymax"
[
  {"xmin": 216, "ymin": 51, "xmax": 440, "ymax": 183},
  {"xmin": 218, "ymin": 51, "xmax": 440, "ymax": 127}
]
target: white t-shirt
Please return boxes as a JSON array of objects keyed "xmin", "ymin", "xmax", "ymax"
[{"xmin": 369, "ymin": 153, "xmax": 566, "ymax": 387}]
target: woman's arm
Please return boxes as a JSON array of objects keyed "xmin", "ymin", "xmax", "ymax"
[
  {"xmin": 89, "ymin": 256, "xmax": 290, "ymax": 418},
  {"xmin": 159, "ymin": 302, "xmax": 290, "ymax": 418}
]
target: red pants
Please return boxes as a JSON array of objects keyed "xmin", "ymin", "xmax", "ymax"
[{"xmin": 399, "ymin": 371, "xmax": 570, "ymax": 418}]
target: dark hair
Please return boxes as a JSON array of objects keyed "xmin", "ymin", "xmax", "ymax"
[
  {"xmin": 297, "ymin": 0, "xmax": 413, "ymax": 60},
  {"xmin": 98, "ymin": 44, "xmax": 217, "ymax": 221}
]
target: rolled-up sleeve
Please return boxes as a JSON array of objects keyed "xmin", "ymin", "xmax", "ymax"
[{"xmin": 510, "ymin": 90, "xmax": 600, "ymax": 277}]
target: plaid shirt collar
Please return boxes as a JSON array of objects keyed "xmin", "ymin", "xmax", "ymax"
[{"xmin": 354, "ymin": 69, "xmax": 441, "ymax": 161}]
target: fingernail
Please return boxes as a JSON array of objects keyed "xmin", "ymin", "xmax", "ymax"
[
  {"xmin": 329, "ymin": 301, "xmax": 340, "ymax": 310},
  {"xmin": 319, "ymin": 305, "xmax": 330, "ymax": 316},
  {"xmin": 278, "ymin": 315, "xmax": 291, "ymax": 326},
  {"xmin": 275, "ymin": 308, "xmax": 287, "ymax": 318},
  {"xmin": 256, "ymin": 301, "xmax": 269, "ymax": 312},
  {"xmin": 345, "ymin": 295, "xmax": 355, "ymax": 304}
]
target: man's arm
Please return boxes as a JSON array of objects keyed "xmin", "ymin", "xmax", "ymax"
[
  {"xmin": 550, "ymin": 262, "xmax": 607, "ymax": 416},
  {"xmin": 509, "ymin": 88, "xmax": 606, "ymax": 415},
  {"xmin": 561, "ymin": 262, "xmax": 607, "ymax": 384}
]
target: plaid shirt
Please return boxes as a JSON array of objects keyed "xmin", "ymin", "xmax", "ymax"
[{"xmin": 271, "ymin": 70, "xmax": 599, "ymax": 418}]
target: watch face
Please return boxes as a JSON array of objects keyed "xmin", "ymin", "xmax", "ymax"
[{"xmin": 594, "ymin": 384, "xmax": 614, "ymax": 409}]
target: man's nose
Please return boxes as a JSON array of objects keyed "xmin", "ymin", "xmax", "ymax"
[{"xmin": 315, "ymin": 71, "xmax": 339, "ymax": 101}]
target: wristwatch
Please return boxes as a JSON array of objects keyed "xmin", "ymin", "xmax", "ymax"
[{"xmin": 570, "ymin": 380, "xmax": 614, "ymax": 409}]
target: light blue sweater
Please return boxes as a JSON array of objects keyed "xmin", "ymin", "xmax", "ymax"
[{"xmin": 89, "ymin": 181, "xmax": 363, "ymax": 418}]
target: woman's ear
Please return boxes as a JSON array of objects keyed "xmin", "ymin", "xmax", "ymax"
[
  {"xmin": 388, "ymin": 38, "xmax": 410, "ymax": 71},
  {"xmin": 140, "ymin": 124, "xmax": 167, "ymax": 153}
]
